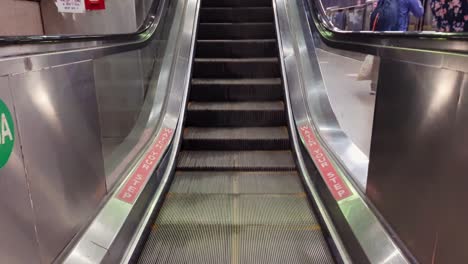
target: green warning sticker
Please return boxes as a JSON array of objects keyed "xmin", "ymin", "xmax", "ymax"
[{"xmin": 0, "ymin": 99, "xmax": 14, "ymax": 169}]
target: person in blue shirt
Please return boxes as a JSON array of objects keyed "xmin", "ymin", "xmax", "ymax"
[{"xmin": 397, "ymin": 0, "xmax": 425, "ymax": 31}]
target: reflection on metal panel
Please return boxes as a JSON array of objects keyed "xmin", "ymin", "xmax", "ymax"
[
  {"xmin": 94, "ymin": 51, "xmax": 145, "ymax": 140},
  {"xmin": 368, "ymin": 59, "xmax": 462, "ymax": 263},
  {"xmin": 0, "ymin": 77, "xmax": 40, "ymax": 264},
  {"xmin": 94, "ymin": 50, "xmax": 146, "ymax": 188},
  {"xmin": 435, "ymin": 73, "xmax": 468, "ymax": 263},
  {"xmin": 11, "ymin": 61, "xmax": 106, "ymax": 263}
]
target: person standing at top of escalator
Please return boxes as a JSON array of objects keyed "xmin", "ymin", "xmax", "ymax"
[
  {"xmin": 370, "ymin": 0, "xmax": 399, "ymax": 30},
  {"xmin": 396, "ymin": 0, "xmax": 425, "ymax": 30}
]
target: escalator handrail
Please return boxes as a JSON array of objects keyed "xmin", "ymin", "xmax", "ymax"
[
  {"xmin": 306, "ymin": 0, "xmax": 468, "ymax": 55},
  {"xmin": 0, "ymin": 0, "xmax": 161, "ymax": 46}
]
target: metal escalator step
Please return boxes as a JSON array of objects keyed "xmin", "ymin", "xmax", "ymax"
[
  {"xmin": 138, "ymin": 226, "xmax": 232, "ymax": 264},
  {"xmin": 238, "ymin": 227, "xmax": 335, "ymax": 264},
  {"xmin": 190, "ymin": 78, "xmax": 282, "ymax": 101},
  {"xmin": 183, "ymin": 127, "xmax": 289, "ymax": 150},
  {"xmin": 193, "ymin": 58, "xmax": 280, "ymax": 78},
  {"xmin": 155, "ymin": 194, "xmax": 316, "ymax": 226},
  {"xmin": 198, "ymin": 23, "xmax": 275, "ymax": 40},
  {"xmin": 186, "ymin": 101, "xmax": 285, "ymax": 126},
  {"xmin": 138, "ymin": 225, "xmax": 332, "ymax": 264},
  {"xmin": 177, "ymin": 150, "xmax": 295, "ymax": 171},
  {"xmin": 202, "ymin": 0, "xmax": 272, "ymax": 7},
  {"xmin": 196, "ymin": 39, "xmax": 277, "ymax": 58},
  {"xmin": 200, "ymin": 7, "xmax": 274, "ymax": 23},
  {"xmin": 171, "ymin": 171, "xmax": 303, "ymax": 194}
]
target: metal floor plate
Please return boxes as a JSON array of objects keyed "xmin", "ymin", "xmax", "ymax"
[
  {"xmin": 138, "ymin": 178, "xmax": 334, "ymax": 264},
  {"xmin": 138, "ymin": 191, "xmax": 334, "ymax": 264},
  {"xmin": 139, "ymin": 226, "xmax": 333, "ymax": 264}
]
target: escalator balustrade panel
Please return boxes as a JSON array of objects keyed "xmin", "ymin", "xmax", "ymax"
[{"xmin": 137, "ymin": 0, "xmax": 335, "ymax": 263}]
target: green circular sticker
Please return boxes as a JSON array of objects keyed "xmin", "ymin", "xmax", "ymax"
[{"xmin": 0, "ymin": 99, "xmax": 14, "ymax": 169}]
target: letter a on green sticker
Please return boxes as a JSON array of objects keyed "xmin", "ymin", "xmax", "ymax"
[{"xmin": 0, "ymin": 99, "xmax": 14, "ymax": 169}]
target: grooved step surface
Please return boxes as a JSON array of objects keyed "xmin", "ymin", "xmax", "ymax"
[
  {"xmin": 183, "ymin": 127, "xmax": 289, "ymax": 150},
  {"xmin": 188, "ymin": 101, "xmax": 283, "ymax": 111},
  {"xmin": 202, "ymin": 0, "xmax": 272, "ymax": 7},
  {"xmin": 155, "ymin": 194, "xmax": 317, "ymax": 226},
  {"xmin": 196, "ymin": 39, "xmax": 277, "ymax": 58},
  {"xmin": 139, "ymin": 226, "xmax": 333, "ymax": 264},
  {"xmin": 139, "ymin": 193, "xmax": 333, "ymax": 264},
  {"xmin": 177, "ymin": 151, "xmax": 296, "ymax": 171},
  {"xmin": 190, "ymin": 78, "xmax": 282, "ymax": 101},
  {"xmin": 198, "ymin": 23, "xmax": 276, "ymax": 39},
  {"xmin": 193, "ymin": 58, "xmax": 280, "ymax": 78},
  {"xmin": 192, "ymin": 78, "xmax": 281, "ymax": 86},
  {"xmin": 185, "ymin": 126, "xmax": 288, "ymax": 140},
  {"xmin": 237, "ymin": 228, "xmax": 334, "ymax": 264},
  {"xmin": 186, "ymin": 101, "xmax": 286, "ymax": 126},
  {"xmin": 171, "ymin": 171, "xmax": 303, "ymax": 194},
  {"xmin": 200, "ymin": 7, "xmax": 274, "ymax": 23}
]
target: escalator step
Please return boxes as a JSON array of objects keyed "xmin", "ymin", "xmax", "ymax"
[
  {"xmin": 190, "ymin": 78, "xmax": 282, "ymax": 101},
  {"xmin": 171, "ymin": 171, "xmax": 303, "ymax": 194},
  {"xmin": 198, "ymin": 23, "xmax": 275, "ymax": 40},
  {"xmin": 183, "ymin": 127, "xmax": 289, "ymax": 150},
  {"xmin": 202, "ymin": 0, "xmax": 272, "ymax": 7},
  {"xmin": 200, "ymin": 7, "xmax": 274, "ymax": 23},
  {"xmin": 155, "ymin": 194, "xmax": 316, "ymax": 226},
  {"xmin": 237, "ymin": 228, "xmax": 334, "ymax": 263},
  {"xmin": 196, "ymin": 39, "xmax": 277, "ymax": 58},
  {"xmin": 193, "ymin": 58, "xmax": 280, "ymax": 78},
  {"xmin": 186, "ymin": 101, "xmax": 285, "ymax": 126},
  {"xmin": 177, "ymin": 150, "xmax": 296, "ymax": 171},
  {"xmin": 139, "ymin": 225, "xmax": 333, "ymax": 264}
]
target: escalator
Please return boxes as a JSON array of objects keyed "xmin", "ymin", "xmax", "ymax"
[{"xmin": 136, "ymin": 0, "xmax": 336, "ymax": 262}]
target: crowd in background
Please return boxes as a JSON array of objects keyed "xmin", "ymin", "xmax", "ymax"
[{"xmin": 327, "ymin": 0, "xmax": 467, "ymax": 32}]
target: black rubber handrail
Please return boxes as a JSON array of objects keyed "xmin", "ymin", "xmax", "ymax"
[
  {"xmin": 305, "ymin": 0, "xmax": 468, "ymax": 55},
  {"xmin": 0, "ymin": 0, "xmax": 161, "ymax": 45}
]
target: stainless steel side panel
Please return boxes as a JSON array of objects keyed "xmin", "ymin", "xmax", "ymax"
[
  {"xmin": 94, "ymin": 50, "xmax": 146, "ymax": 171},
  {"xmin": 368, "ymin": 59, "xmax": 466, "ymax": 263},
  {"xmin": 11, "ymin": 61, "xmax": 106, "ymax": 263},
  {"xmin": 439, "ymin": 73, "xmax": 468, "ymax": 263},
  {"xmin": 0, "ymin": 76, "xmax": 40, "ymax": 264},
  {"xmin": 60, "ymin": 0, "xmax": 197, "ymax": 262}
]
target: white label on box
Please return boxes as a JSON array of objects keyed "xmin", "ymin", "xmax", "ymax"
[{"xmin": 55, "ymin": 0, "xmax": 85, "ymax": 13}]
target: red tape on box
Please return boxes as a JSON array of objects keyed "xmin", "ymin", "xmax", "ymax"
[
  {"xmin": 299, "ymin": 124, "xmax": 352, "ymax": 201},
  {"xmin": 117, "ymin": 128, "xmax": 174, "ymax": 204}
]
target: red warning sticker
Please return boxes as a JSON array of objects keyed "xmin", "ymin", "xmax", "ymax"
[
  {"xmin": 299, "ymin": 124, "xmax": 352, "ymax": 201},
  {"xmin": 85, "ymin": 0, "xmax": 105, "ymax": 10},
  {"xmin": 117, "ymin": 128, "xmax": 174, "ymax": 204}
]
